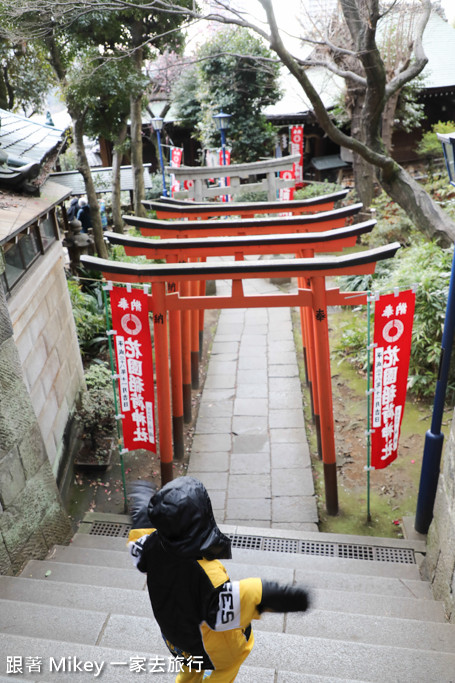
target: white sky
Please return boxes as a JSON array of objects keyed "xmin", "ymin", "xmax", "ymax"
[
  {"xmin": 272, "ymin": 0, "xmax": 455, "ymax": 33},
  {"xmin": 195, "ymin": 2, "xmax": 455, "ymax": 52},
  {"xmin": 441, "ymin": 0, "xmax": 455, "ymax": 23}
]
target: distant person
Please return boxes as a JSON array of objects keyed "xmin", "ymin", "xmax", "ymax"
[
  {"xmin": 66, "ymin": 196, "xmax": 79, "ymax": 222},
  {"xmin": 76, "ymin": 198, "xmax": 91, "ymax": 232},
  {"xmin": 127, "ymin": 477, "xmax": 310, "ymax": 682},
  {"xmin": 99, "ymin": 198, "xmax": 108, "ymax": 230}
]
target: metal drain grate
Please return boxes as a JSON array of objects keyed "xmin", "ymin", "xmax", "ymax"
[
  {"xmin": 89, "ymin": 521, "xmax": 132, "ymax": 538},
  {"xmin": 228, "ymin": 534, "xmax": 415, "ymax": 564},
  {"xmin": 87, "ymin": 524, "xmax": 415, "ymax": 564}
]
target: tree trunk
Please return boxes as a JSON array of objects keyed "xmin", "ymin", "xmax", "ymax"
[
  {"xmin": 72, "ymin": 115, "xmax": 108, "ymax": 259},
  {"xmin": 380, "ymin": 163, "xmax": 455, "ymax": 246},
  {"xmin": 348, "ymin": 83, "xmax": 376, "ymax": 207},
  {"xmin": 352, "ymin": 152, "xmax": 375, "ymax": 207},
  {"xmin": 130, "ymin": 26, "xmax": 146, "ymax": 219},
  {"xmin": 130, "ymin": 92, "xmax": 146, "ymax": 218},
  {"xmin": 111, "ymin": 121, "xmax": 128, "ymax": 234},
  {"xmin": 253, "ymin": 0, "xmax": 455, "ymax": 245},
  {"xmin": 381, "ymin": 92, "xmax": 400, "ymax": 155}
]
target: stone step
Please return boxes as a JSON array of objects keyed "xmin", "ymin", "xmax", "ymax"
[
  {"xmin": 41, "ymin": 546, "xmax": 431, "ymax": 600},
  {"xmin": 76, "ymin": 514, "xmax": 427, "ymax": 555},
  {"xmin": 1, "ymin": 626, "xmax": 454, "ymax": 682},
  {"xmin": 285, "ymin": 608, "xmax": 455, "ymax": 653},
  {"xmin": 0, "ymin": 576, "xmax": 152, "ymax": 619},
  {"xmin": 1, "ymin": 574, "xmax": 445, "ymax": 623},
  {"xmin": 20, "ymin": 560, "xmax": 146, "ymax": 590},
  {"xmin": 0, "ymin": 633, "xmax": 275, "ymax": 682},
  {"xmin": 71, "ymin": 533, "xmax": 423, "ymax": 580},
  {"xmin": 248, "ymin": 630, "xmax": 455, "ymax": 682},
  {"xmin": 4, "ymin": 597, "xmax": 453, "ymax": 656},
  {"xmin": 224, "ymin": 559, "xmax": 432, "ymax": 600},
  {"xmin": 95, "ymin": 610, "xmax": 455, "ymax": 676}
]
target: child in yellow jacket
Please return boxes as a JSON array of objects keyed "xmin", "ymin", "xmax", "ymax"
[{"xmin": 128, "ymin": 477, "xmax": 310, "ymax": 682}]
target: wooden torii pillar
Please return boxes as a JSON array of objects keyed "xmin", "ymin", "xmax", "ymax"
[
  {"xmin": 81, "ymin": 243, "xmax": 399, "ymax": 516},
  {"xmin": 105, "ymin": 219, "xmax": 377, "ymax": 463}
]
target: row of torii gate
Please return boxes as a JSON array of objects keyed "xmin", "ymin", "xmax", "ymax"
[{"xmin": 82, "ymin": 190, "xmax": 400, "ymax": 515}]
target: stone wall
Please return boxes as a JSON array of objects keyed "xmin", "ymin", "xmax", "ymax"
[
  {"xmin": 0, "ymin": 268, "xmax": 72, "ymax": 575},
  {"xmin": 425, "ymin": 411, "xmax": 455, "ymax": 622},
  {"xmin": 7, "ymin": 242, "xmax": 85, "ymax": 474}
]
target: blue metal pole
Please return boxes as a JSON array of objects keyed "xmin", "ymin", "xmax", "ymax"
[
  {"xmin": 220, "ymin": 128, "xmax": 227, "ymax": 166},
  {"xmin": 156, "ymin": 129, "xmax": 168, "ymax": 197},
  {"xmin": 415, "ymin": 246, "xmax": 455, "ymax": 533},
  {"xmin": 220, "ymin": 129, "xmax": 227, "ymax": 201}
]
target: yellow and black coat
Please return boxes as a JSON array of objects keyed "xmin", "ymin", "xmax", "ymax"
[
  {"xmin": 128, "ymin": 527, "xmax": 261, "ymax": 670},
  {"xmin": 127, "ymin": 477, "xmax": 309, "ymax": 672}
]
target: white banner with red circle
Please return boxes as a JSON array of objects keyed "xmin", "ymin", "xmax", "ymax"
[
  {"xmin": 279, "ymin": 168, "xmax": 295, "ymax": 200},
  {"xmin": 170, "ymin": 147, "xmax": 183, "ymax": 196},
  {"xmin": 290, "ymin": 125, "xmax": 304, "ymax": 185},
  {"xmin": 110, "ymin": 286, "xmax": 156, "ymax": 453},
  {"xmin": 371, "ymin": 289, "xmax": 415, "ymax": 469}
]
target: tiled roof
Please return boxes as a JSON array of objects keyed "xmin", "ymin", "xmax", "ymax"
[
  {"xmin": 0, "ymin": 108, "xmax": 65, "ymax": 164},
  {"xmin": 49, "ymin": 165, "xmax": 154, "ymax": 195},
  {"xmin": 421, "ymin": 11, "xmax": 455, "ymax": 89},
  {"xmin": 0, "ymin": 179, "xmax": 70, "ymax": 243},
  {"xmin": 265, "ymin": 10, "xmax": 455, "ymax": 119}
]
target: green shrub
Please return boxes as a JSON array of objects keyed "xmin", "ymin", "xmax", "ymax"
[
  {"xmin": 76, "ymin": 362, "xmax": 116, "ymax": 458},
  {"xmin": 335, "ymin": 241, "xmax": 455, "ymax": 400},
  {"xmin": 294, "ymin": 181, "xmax": 343, "ymax": 200},
  {"xmin": 236, "ymin": 189, "xmax": 268, "ymax": 203},
  {"xmin": 362, "ymin": 191, "xmax": 419, "ymax": 247},
  {"xmin": 417, "ymin": 120, "xmax": 455, "ymax": 158},
  {"xmin": 68, "ymin": 278, "xmax": 107, "ymax": 358}
]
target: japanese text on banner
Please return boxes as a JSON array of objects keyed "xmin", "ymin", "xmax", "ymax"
[
  {"xmin": 110, "ymin": 287, "xmax": 156, "ymax": 453},
  {"xmin": 279, "ymin": 168, "xmax": 295, "ymax": 201},
  {"xmin": 371, "ymin": 289, "xmax": 415, "ymax": 469},
  {"xmin": 290, "ymin": 125, "xmax": 304, "ymax": 186},
  {"xmin": 218, "ymin": 147, "xmax": 231, "ymax": 201},
  {"xmin": 170, "ymin": 146, "xmax": 183, "ymax": 196}
]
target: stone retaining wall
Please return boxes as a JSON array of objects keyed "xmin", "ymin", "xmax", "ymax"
[
  {"xmin": 425, "ymin": 412, "xmax": 455, "ymax": 622},
  {"xmin": 0, "ymin": 254, "xmax": 73, "ymax": 574},
  {"xmin": 7, "ymin": 242, "xmax": 85, "ymax": 474}
]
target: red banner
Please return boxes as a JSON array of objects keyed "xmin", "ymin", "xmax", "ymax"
[
  {"xmin": 110, "ymin": 286, "xmax": 156, "ymax": 453},
  {"xmin": 279, "ymin": 168, "xmax": 295, "ymax": 201},
  {"xmin": 218, "ymin": 148, "xmax": 231, "ymax": 201},
  {"xmin": 170, "ymin": 147, "xmax": 183, "ymax": 167},
  {"xmin": 170, "ymin": 147, "xmax": 183, "ymax": 196},
  {"xmin": 290, "ymin": 125, "xmax": 304, "ymax": 186},
  {"xmin": 371, "ymin": 290, "xmax": 415, "ymax": 469},
  {"xmin": 218, "ymin": 148, "xmax": 231, "ymax": 167}
]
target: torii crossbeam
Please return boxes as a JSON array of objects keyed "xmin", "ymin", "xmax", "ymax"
[
  {"xmin": 82, "ymin": 243, "xmax": 400, "ymax": 516},
  {"xmin": 124, "ymin": 202, "xmax": 363, "ymax": 238},
  {"xmin": 143, "ymin": 189, "xmax": 349, "ymax": 220}
]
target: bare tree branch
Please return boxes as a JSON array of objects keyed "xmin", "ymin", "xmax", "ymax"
[{"xmin": 385, "ymin": 0, "xmax": 431, "ymax": 99}]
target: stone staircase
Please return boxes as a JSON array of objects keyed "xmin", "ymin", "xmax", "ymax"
[{"xmin": 1, "ymin": 513, "xmax": 455, "ymax": 682}]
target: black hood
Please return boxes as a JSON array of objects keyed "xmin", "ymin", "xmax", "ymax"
[{"xmin": 147, "ymin": 477, "xmax": 232, "ymax": 561}]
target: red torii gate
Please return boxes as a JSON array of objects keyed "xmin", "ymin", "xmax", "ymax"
[
  {"xmin": 81, "ymin": 244, "xmax": 400, "ymax": 515},
  {"xmin": 124, "ymin": 202, "xmax": 363, "ymax": 238},
  {"xmin": 105, "ymin": 220, "xmax": 377, "ymax": 462},
  {"xmin": 143, "ymin": 189, "xmax": 349, "ymax": 220},
  {"xmin": 121, "ymin": 203, "xmax": 363, "ymax": 412}
]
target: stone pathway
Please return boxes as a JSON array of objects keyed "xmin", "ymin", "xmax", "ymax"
[{"xmin": 188, "ymin": 274, "xmax": 319, "ymax": 531}]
